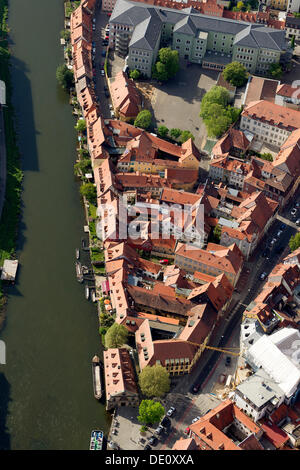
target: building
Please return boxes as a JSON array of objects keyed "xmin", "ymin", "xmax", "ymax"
[
  {"xmin": 285, "ymin": 14, "xmax": 300, "ymax": 41},
  {"xmin": 103, "ymin": 348, "xmax": 139, "ymax": 410},
  {"xmin": 174, "ymin": 242, "xmax": 243, "ymax": 286},
  {"xmin": 109, "ymin": 0, "xmax": 289, "ymax": 77},
  {"xmin": 243, "ymin": 75, "xmax": 279, "ymax": 107},
  {"xmin": 275, "ymin": 83, "xmax": 300, "ymax": 109},
  {"xmin": 240, "ymin": 100, "xmax": 300, "ymax": 148},
  {"xmin": 110, "ymin": 71, "xmax": 142, "ymax": 121},
  {"xmin": 187, "ymin": 399, "xmax": 263, "ymax": 450}
]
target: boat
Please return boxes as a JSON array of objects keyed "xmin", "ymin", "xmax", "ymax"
[
  {"xmin": 92, "ymin": 355, "xmax": 103, "ymax": 400},
  {"xmin": 75, "ymin": 261, "xmax": 83, "ymax": 283},
  {"xmin": 85, "ymin": 285, "xmax": 90, "ymax": 300},
  {"xmin": 89, "ymin": 430, "xmax": 104, "ymax": 450},
  {"xmin": 76, "ymin": 248, "xmax": 80, "ymax": 259},
  {"xmin": 91, "ymin": 290, "xmax": 96, "ymax": 303}
]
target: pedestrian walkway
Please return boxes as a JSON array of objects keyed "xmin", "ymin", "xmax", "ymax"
[{"xmin": 277, "ymin": 214, "xmax": 299, "ymax": 231}]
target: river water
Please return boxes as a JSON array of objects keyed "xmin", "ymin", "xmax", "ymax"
[{"xmin": 0, "ymin": 0, "xmax": 110, "ymax": 449}]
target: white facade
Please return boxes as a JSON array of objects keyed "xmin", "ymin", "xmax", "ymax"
[
  {"xmin": 240, "ymin": 115, "xmax": 291, "ymax": 148},
  {"xmin": 287, "ymin": 0, "xmax": 300, "ymax": 12}
]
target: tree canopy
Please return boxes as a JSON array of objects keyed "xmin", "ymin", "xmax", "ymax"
[
  {"xmin": 222, "ymin": 62, "xmax": 248, "ymax": 87},
  {"xmin": 179, "ymin": 130, "xmax": 195, "ymax": 143},
  {"xmin": 75, "ymin": 119, "xmax": 86, "ymax": 133},
  {"xmin": 268, "ymin": 63, "xmax": 283, "ymax": 80},
  {"xmin": 200, "ymin": 86, "xmax": 241, "ymax": 138},
  {"xmin": 138, "ymin": 400, "xmax": 165, "ymax": 425},
  {"xmin": 134, "ymin": 110, "xmax": 152, "ymax": 130},
  {"xmin": 104, "ymin": 323, "xmax": 128, "ymax": 349},
  {"xmin": 80, "ymin": 183, "xmax": 97, "ymax": 205},
  {"xmin": 139, "ymin": 365, "xmax": 170, "ymax": 397},
  {"xmin": 56, "ymin": 64, "xmax": 74, "ymax": 90},
  {"xmin": 157, "ymin": 125, "xmax": 169, "ymax": 138},
  {"xmin": 130, "ymin": 69, "xmax": 140, "ymax": 80},
  {"xmin": 289, "ymin": 233, "xmax": 300, "ymax": 252},
  {"xmin": 152, "ymin": 48, "xmax": 179, "ymax": 81},
  {"xmin": 170, "ymin": 128, "xmax": 182, "ymax": 139}
]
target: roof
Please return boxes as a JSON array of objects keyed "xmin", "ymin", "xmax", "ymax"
[
  {"xmin": 242, "ymin": 100, "xmax": 300, "ymax": 130},
  {"xmin": 1, "ymin": 259, "xmax": 18, "ymax": 281},
  {"xmin": 103, "ymin": 348, "xmax": 139, "ymax": 400},
  {"xmin": 276, "ymin": 83, "xmax": 300, "ymax": 99},
  {"xmin": 244, "ymin": 75, "xmax": 278, "ymax": 106}
]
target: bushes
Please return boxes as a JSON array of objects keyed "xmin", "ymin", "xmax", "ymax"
[
  {"xmin": 134, "ymin": 110, "xmax": 152, "ymax": 130},
  {"xmin": 56, "ymin": 64, "xmax": 74, "ymax": 90}
]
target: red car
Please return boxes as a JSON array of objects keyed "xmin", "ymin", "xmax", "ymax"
[
  {"xmin": 159, "ymin": 259, "xmax": 169, "ymax": 265},
  {"xmin": 184, "ymin": 427, "xmax": 190, "ymax": 434},
  {"xmin": 105, "ymin": 36, "xmax": 109, "ymax": 40}
]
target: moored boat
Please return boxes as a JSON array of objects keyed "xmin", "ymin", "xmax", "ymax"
[
  {"xmin": 75, "ymin": 261, "xmax": 83, "ymax": 283},
  {"xmin": 89, "ymin": 430, "xmax": 104, "ymax": 450},
  {"xmin": 85, "ymin": 285, "xmax": 90, "ymax": 300},
  {"xmin": 76, "ymin": 248, "xmax": 80, "ymax": 259},
  {"xmin": 92, "ymin": 355, "xmax": 103, "ymax": 400}
]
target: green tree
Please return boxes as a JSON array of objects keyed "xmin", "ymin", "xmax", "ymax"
[
  {"xmin": 201, "ymin": 86, "xmax": 230, "ymax": 108},
  {"xmin": 130, "ymin": 69, "xmax": 140, "ymax": 80},
  {"xmin": 56, "ymin": 64, "xmax": 74, "ymax": 90},
  {"xmin": 60, "ymin": 29, "xmax": 71, "ymax": 41},
  {"xmin": 213, "ymin": 224, "xmax": 222, "ymax": 243},
  {"xmin": 152, "ymin": 47, "xmax": 179, "ymax": 81},
  {"xmin": 289, "ymin": 233, "xmax": 300, "ymax": 252},
  {"xmin": 75, "ymin": 119, "xmax": 86, "ymax": 133},
  {"xmin": 74, "ymin": 159, "xmax": 92, "ymax": 176},
  {"xmin": 157, "ymin": 125, "xmax": 169, "ymax": 138},
  {"xmin": 138, "ymin": 400, "xmax": 165, "ymax": 425},
  {"xmin": 134, "ymin": 110, "xmax": 152, "ymax": 130},
  {"xmin": 139, "ymin": 365, "xmax": 170, "ymax": 397},
  {"xmin": 80, "ymin": 183, "xmax": 97, "ymax": 204},
  {"xmin": 180, "ymin": 130, "xmax": 195, "ymax": 143},
  {"xmin": 260, "ymin": 152, "xmax": 273, "ymax": 161},
  {"xmin": 291, "ymin": 35, "xmax": 295, "ymax": 49},
  {"xmin": 170, "ymin": 128, "xmax": 182, "ymax": 139},
  {"xmin": 222, "ymin": 62, "xmax": 248, "ymax": 87},
  {"xmin": 105, "ymin": 323, "xmax": 128, "ymax": 348},
  {"xmin": 268, "ymin": 63, "xmax": 283, "ymax": 80},
  {"xmin": 237, "ymin": 1, "xmax": 245, "ymax": 10}
]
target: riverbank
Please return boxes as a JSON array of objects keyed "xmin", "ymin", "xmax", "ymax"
[{"xmin": 0, "ymin": 0, "xmax": 23, "ymax": 328}]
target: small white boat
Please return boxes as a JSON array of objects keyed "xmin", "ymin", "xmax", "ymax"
[
  {"xmin": 76, "ymin": 248, "xmax": 80, "ymax": 259},
  {"xmin": 91, "ymin": 290, "xmax": 96, "ymax": 302},
  {"xmin": 85, "ymin": 285, "xmax": 90, "ymax": 300}
]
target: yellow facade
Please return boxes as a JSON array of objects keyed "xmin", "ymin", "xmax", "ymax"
[{"xmin": 270, "ymin": 0, "xmax": 288, "ymax": 10}]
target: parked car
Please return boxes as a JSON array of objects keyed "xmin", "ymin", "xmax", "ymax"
[
  {"xmin": 260, "ymin": 272, "xmax": 267, "ymax": 280},
  {"xmin": 291, "ymin": 208, "xmax": 297, "ymax": 216},
  {"xmin": 155, "ymin": 424, "xmax": 164, "ymax": 435},
  {"xmin": 159, "ymin": 259, "xmax": 169, "ymax": 265},
  {"xmin": 92, "ymin": 24, "xmax": 96, "ymax": 31},
  {"xmin": 262, "ymin": 249, "xmax": 270, "ymax": 258},
  {"xmin": 296, "ymin": 219, "xmax": 300, "ymax": 226},
  {"xmin": 105, "ymin": 91, "xmax": 110, "ymax": 98},
  {"xmin": 109, "ymin": 104, "xmax": 113, "ymax": 109},
  {"xmin": 110, "ymin": 110, "xmax": 115, "ymax": 118},
  {"xmin": 191, "ymin": 383, "xmax": 200, "ymax": 394},
  {"xmin": 144, "ymin": 444, "xmax": 152, "ymax": 450},
  {"xmin": 225, "ymin": 356, "xmax": 231, "ymax": 366},
  {"xmin": 148, "ymin": 436, "xmax": 158, "ymax": 446},
  {"xmin": 101, "ymin": 51, "xmax": 106, "ymax": 57},
  {"xmin": 161, "ymin": 416, "xmax": 171, "ymax": 428},
  {"xmin": 280, "ymin": 223, "xmax": 286, "ymax": 230},
  {"xmin": 296, "ymin": 202, "xmax": 300, "ymax": 208},
  {"xmin": 277, "ymin": 230, "xmax": 283, "ymax": 238},
  {"xmin": 101, "ymin": 70, "xmax": 105, "ymax": 76},
  {"xmin": 275, "ymin": 246, "xmax": 284, "ymax": 254},
  {"xmin": 166, "ymin": 406, "xmax": 176, "ymax": 417},
  {"xmin": 192, "ymin": 416, "xmax": 201, "ymax": 424},
  {"xmin": 184, "ymin": 427, "xmax": 190, "ymax": 434}
]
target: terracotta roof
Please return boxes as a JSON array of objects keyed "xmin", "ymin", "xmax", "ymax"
[
  {"xmin": 244, "ymin": 76, "xmax": 278, "ymax": 106},
  {"xmin": 160, "ymin": 188, "xmax": 201, "ymax": 206},
  {"xmin": 276, "ymin": 83, "xmax": 300, "ymax": 98},
  {"xmin": 103, "ymin": 348, "xmax": 139, "ymax": 401},
  {"xmin": 242, "ymin": 100, "xmax": 300, "ymax": 130},
  {"xmin": 111, "ymin": 71, "xmax": 141, "ymax": 118}
]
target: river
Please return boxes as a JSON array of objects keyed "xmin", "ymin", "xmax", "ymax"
[{"xmin": 0, "ymin": 0, "xmax": 110, "ymax": 450}]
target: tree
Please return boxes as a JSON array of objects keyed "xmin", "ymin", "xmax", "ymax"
[
  {"xmin": 134, "ymin": 110, "xmax": 152, "ymax": 130},
  {"xmin": 213, "ymin": 224, "xmax": 222, "ymax": 243},
  {"xmin": 56, "ymin": 64, "xmax": 74, "ymax": 90},
  {"xmin": 75, "ymin": 119, "xmax": 86, "ymax": 133},
  {"xmin": 201, "ymin": 86, "xmax": 230, "ymax": 108},
  {"xmin": 260, "ymin": 152, "xmax": 273, "ymax": 161},
  {"xmin": 289, "ymin": 233, "xmax": 300, "ymax": 252},
  {"xmin": 80, "ymin": 183, "xmax": 97, "ymax": 205},
  {"xmin": 138, "ymin": 400, "xmax": 165, "ymax": 425},
  {"xmin": 291, "ymin": 35, "xmax": 295, "ymax": 49},
  {"xmin": 130, "ymin": 69, "xmax": 140, "ymax": 80},
  {"xmin": 268, "ymin": 63, "xmax": 283, "ymax": 80},
  {"xmin": 60, "ymin": 29, "xmax": 71, "ymax": 41},
  {"xmin": 74, "ymin": 159, "xmax": 91, "ymax": 176},
  {"xmin": 237, "ymin": 1, "xmax": 245, "ymax": 10},
  {"xmin": 180, "ymin": 130, "xmax": 195, "ymax": 143},
  {"xmin": 152, "ymin": 48, "xmax": 179, "ymax": 81},
  {"xmin": 222, "ymin": 62, "xmax": 248, "ymax": 87},
  {"xmin": 170, "ymin": 128, "xmax": 182, "ymax": 139},
  {"xmin": 104, "ymin": 323, "xmax": 128, "ymax": 348},
  {"xmin": 157, "ymin": 125, "xmax": 169, "ymax": 138},
  {"xmin": 139, "ymin": 365, "xmax": 170, "ymax": 397}
]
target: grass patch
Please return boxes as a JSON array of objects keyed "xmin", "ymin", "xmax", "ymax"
[{"xmin": 88, "ymin": 203, "xmax": 97, "ymax": 220}]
